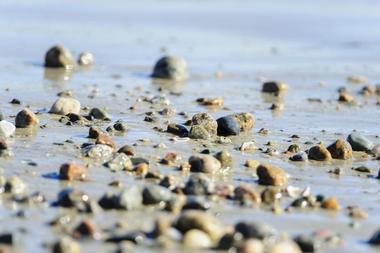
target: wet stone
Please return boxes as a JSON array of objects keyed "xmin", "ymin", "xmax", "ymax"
[
  {"xmin": 15, "ymin": 108, "xmax": 39, "ymax": 128},
  {"xmin": 294, "ymin": 235, "xmax": 320, "ymax": 253},
  {"xmin": 88, "ymin": 126, "xmax": 105, "ymax": 139},
  {"xmin": 77, "ymin": 52, "xmax": 95, "ymax": 66},
  {"xmin": 0, "ymin": 120, "xmax": 16, "ymax": 138},
  {"xmin": 268, "ymin": 240, "xmax": 302, "ymax": 253},
  {"xmin": 81, "ymin": 144, "xmax": 114, "ymax": 160},
  {"xmin": 151, "ymin": 56, "xmax": 188, "ymax": 81},
  {"xmin": 89, "ymin": 107, "xmax": 109, "ymax": 120},
  {"xmin": 184, "ymin": 173, "xmax": 214, "ymax": 196},
  {"xmin": 104, "ymin": 153, "xmax": 133, "ymax": 171},
  {"xmin": 96, "ymin": 134, "xmax": 116, "ymax": 150},
  {"xmin": 73, "ymin": 220, "xmax": 97, "ymax": 239},
  {"xmin": 45, "ymin": 45, "xmax": 75, "ymax": 69},
  {"xmin": 238, "ymin": 239, "xmax": 264, "ymax": 253},
  {"xmin": 188, "ymin": 154, "xmax": 222, "ymax": 173},
  {"xmin": 189, "ymin": 125, "xmax": 211, "ymax": 140},
  {"xmin": 167, "ymin": 123, "xmax": 188, "ymax": 137},
  {"xmin": 4, "ymin": 176, "xmax": 26, "ymax": 196},
  {"xmin": 287, "ymin": 144, "xmax": 300, "ymax": 153},
  {"xmin": 232, "ymin": 112, "xmax": 254, "ymax": 132},
  {"xmin": 257, "ymin": 164, "xmax": 287, "ymax": 186},
  {"xmin": 321, "ymin": 197, "xmax": 340, "ymax": 211},
  {"xmin": 108, "ymin": 120, "xmax": 128, "ymax": 133},
  {"xmin": 235, "ymin": 222, "xmax": 276, "ymax": 240},
  {"xmin": 118, "ymin": 145, "xmax": 134, "ymax": 156},
  {"xmin": 175, "ymin": 210, "xmax": 225, "ymax": 242},
  {"xmin": 49, "ymin": 97, "xmax": 81, "ymax": 115},
  {"xmin": 217, "ymin": 116, "xmax": 241, "ymax": 136},
  {"xmin": 289, "ymin": 151, "xmax": 308, "ymax": 162},
  {"xmin": 189, "ymin": 113, "xmax": 218, "ymax": 139},
  {"xmin": 59, "ymin": 163, "xmax": 87, "ymax": 181},
  {"xmin": 53, "ymin": 236, "xmax": 80, "ymax": 253},
  {"xmin": 142, "ymin": 185, "xmax": 173, "ymax": 205},
  {"xmin": 183, "ymin": 229, "xmax": 212, "ymax": 249},
  {"xmin": 327, "ymin": 139, "xmax": 352, "ymax": 160},
  {"xmin": 308, "ymin": 145, "xmax": 332, "ymax": 161},
  {"xmin": 262, "ymin": 81, "xmax": 287, "ymax": 94},
  {"xmin": 245, "ymin": 160, "xmax": 260, "ymax": 169},
  {"xmin": 347, "ymin": 133, "xmax": 374, "ymax": 152},
  {"xmin": 57, "ymin": 188, "xmax": 100, "ymax": 213},
  {"xmin": 214, "ymin": 150, "xmax": 233, "ymax": 168}
]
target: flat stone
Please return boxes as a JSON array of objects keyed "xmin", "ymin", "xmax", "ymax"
[
  {"xmin": 347, "ymin": 133, "xmax": 374, "ymax": 152},
  {"xmin": 49, "ymin": 97, "xmax": 81, "ymax": 115}
]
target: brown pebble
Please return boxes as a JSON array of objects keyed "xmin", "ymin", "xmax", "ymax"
[
  {"xmin": 15, "ymin": 108, "xmax": 39, "ymax": 128},
  {"xmin": 160, "ymin": 152, "xmax": 178, "ymax": 166},
  {"xmin": 118, "ymin": 145, "xmax": 134, "ymax": 156},
  {"xmin": 245, "ymin": 160, "xmax": 260, "ymax": 169},
  {"xmin": 308, "ymin": 144, "xmax": 332, "ymax": 161},
  {"xmin": 338, "ymin": 92, "xmax": 354, "ymax": 103},
  {"xmin": 327, "ymin": 139, "xmax": 352, "ymax": 160},
  {"xmin": 347, "ymin": 206, "xmax": 368, "ymax": 219},
  {"xmin": 321, "ymin": 197, "xmax": 340, "ymax": 211},
  {"xmin": 59, "ymin": 163, "xmax": 87, "ymax": 181},
  {"xmin": 234, "ymin": 185, "xmax": 261, "ymax": 204},
  {"xmin": 96, "ymin": 134, "xmax": 116, "ymax": 149},
  {"xmin": 134, "ymin": 163, "xmax": 149, "ymax": 177},
  {"xmin": 73, "ymin": 220, "xmax": 97, "ymax": 238},
  {"xmin": 257, "ymin": 164, "xmax": 287, "ymax": 186},
  {"xmin": 196, "ymin": 97, "xmax": 224, "ymax": 106}
]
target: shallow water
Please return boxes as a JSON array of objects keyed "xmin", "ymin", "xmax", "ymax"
[{"xmin": 1, "ymin": 0, "xmax": 380, "ymax": 252}]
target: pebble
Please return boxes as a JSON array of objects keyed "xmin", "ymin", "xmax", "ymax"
[
  {"xmin": 118, "ymin": 145, "xmax": 135, "ymax": 156},
  {"xmin": 262, "ymin": 81, "xmax": 287, "ymax": 94},
  {"xmin": 245, "ymin": 160, "xmax": 260, "ymax": 169},
  {"xmin": 268, "ymin": 240, "xmax": 302, "ymax": 253},
  {"xmin": 214, "ymin": 150, "xmax": 233, "ymax": 168},
  {"xmin": 235, "ymin": 221, "xmax": 275, "ymax": 240},
  {"xmin": 189, "ymin": 113, "xmax": 218, "ymax": 139},
  {"xmin": 96, "ymin": 134, "xmax": 116, "ymax": 150},
  {"xmin": 104, "ymin": 153, "xmax": 133, "ymax": 171},
  {"xmin": 234, "ymin": 185, "xmax": 261, "ymax": 205},
  {"xmin": 81, "ymin": 144, "xmax": 114, "ymax": 160},
  {"xmin": 175, "ymin": 211, "xmax": 225, "ymax": 242},
  {"xmin": 49, "ymin": 97, "xmax": 81, "ymax": 115},
  {"xmin": 77, "ymin": 52, "xmax": 95, "ymax": 66},
  {"xmin": 167, "ymin": 123, "xmax": 188, "ymax": 137},
  {"xmin": 183, "ymin": 229, "xmax": 212, "ymax": 249},
  {"xmin": 45, "ymin": 45, "xmax": 75, "ymax": 69},
  {"xmin": 338, "ymin": 92, "xmax": 354, "ymax": 103},
  {"xmin": 294, "ymin": 235, "xmax": 320, "ymax": 253},
  {"xmin": 4, "ymin": 176, "xmax": 27, "ymax": 195},
  {"xmin": 0, "ymin": 120, "xmax": 16, "ymax": 138},
  {"xmin": 321, "ymin": 197, "xmax": 340, "ymax": 211},
  {"xmin": 88, "ymin": 126, "xmax": 105, "ymax": 139},
  {"xmin": 151, "ymin": 56, "xmax": 188, "ymax": 81},
  {"xmin": 59, "ymin": 163, "xmax": 87, "ymax": 181},
  {"xmin": 327, "ymin": 139, "xmax": 352, "ymax": 160},
  {"xmin": 73, "ymin": 219, "xmax": 97, "ymax": 238},
  {"xmin": 142, "ymin": 185, "xmax": 173, "ymax": 205},
  {"xmin": 347, "ymin": 133, "xmax": 374, "ymax": 152},
  {"xmin": 308, "ymin": 145, "xmax": 332, "ymax": 161},
  {"xmin": 15, "ymin": 108, "xmax": 39, "ymax": 128},
  {"xmin": 372, "ymin": 144, "xmax": 380, "ymax": 157},
  {"xmin": 233, "ymin": 112, "xmax": 254, "ymax": 131},
  {"xmin": 53, "ymin": 236, "xmax": 80, "ymax": 253},
  {"xmin": 89, "ymin": 108, "xmax": 109, "ymax": 120},
  {"xmin": 184, "ymin": 173, "xmax": 214, "ymax": 196},
  {"xmin": 347, "ymin": 206, "xmax": 368, "ymax": 219},
  {"xmin": 369, "ymin": 228, "xmax": 380, "ymax": 245},
  {"xmin": 289, "ymin": 152, "xmax": 308, "ymax": 162},
  {"xmin": 57, "ymin": 188, "xmax": 100, "ymax": 213},
  {"xmin": 257, "ymin": 164, "xmax": 287, "ymax": 186},
  {"xmin": 111, "ymin": 120, "xmax": 128, "ymax": 132},
  {"xmin": 217, "ymin": 116, "xmax": 241, "ymax": 136},
  {"xmin": 117, "ymin": 186, "xmax": 143, "ymax": 210},
  {"xmin": 238, "ymin": 239, "xmax": 264, "ymax": 253},
  {"xmin": 188, "ymin": 154, "xmax": 222, "ymax": 173},
  {"xmin": 196, "ymin": 97, "xmax": 224, "ymax": 106}
]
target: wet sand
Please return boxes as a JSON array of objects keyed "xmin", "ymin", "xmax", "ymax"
[{"xmin": 1, "ymin": 0, "xmax": 380, "ymax": 252}]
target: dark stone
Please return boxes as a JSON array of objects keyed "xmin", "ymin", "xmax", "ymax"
[
  {"xmin": 234, "ymin": 222, "xmax": 275, "ymax": 240},
  {"xmin": 167, "ymin": 123, "xmax": 189, "ymax": 137},
  {"xmin": 217, "ymin": 116, "xmax": 240, "ymax": 136},
  {"xmin": 142, "ymin": 185, "xmax": 173, "ymax": 205}
]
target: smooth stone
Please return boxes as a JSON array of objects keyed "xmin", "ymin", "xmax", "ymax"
[
  {"xmin": 175, "ymin": 211, "xmax": 225, "ymax": 242},
  {"xmin": 104, "ymin": 153, "xmax": 133, "ymax": 171},
  {"xmin": 0, "ymin": 120, "xmax": 16, "ymax": 138},
  {"xmin": 142, "ymin": 185, "xmax": 173, "ymax": 205},
  {"xmin": 327, "ymin": 139, "xmax": 352, "ymax": 160},
  {"xmin": 289, "ymin": 152, "xmax": 308, "ymax": 162},
  {"xmin": 78, "ymin": 52, "xmax": 95, "ymax": 66},
  {"xmin": 235, "ymin": 222, "xmax": 275, "ymax": 240},
  {"xmin": 183, "ymin": 229, "xmax": 212, "ymax": 249},
  {"xmin": 57, "ymin": 188, "xmax": 100, "ymax": 213},
  {"xmin": 112, "ymin": 120, "xmax": 128, "ymax": 132},
  {"xmin": 167, "ymin": 123, "xmax": 188, "ymax": 137},
  {"xmin": 59, "ymin": 163, "xmax": 87, "ymax": 181},
  {"xmin": 308, "ymin": 145, "xmax": 332, "ymax": 161},
  {"xmin": 321, "ymin": 197, "xmax": 340, "ymax": 210},
  {"xmin": 15, "ymin": 108, "xmax": 39, "ymax": 128},
  {"xmin": 257, "ymin": 164, "xmax": 287, "ymax": 186},
  {"xmin": 118, "ymin": 186, "xmax": 143, "ymax": 210},
  {"xmin": 369, "ymin": 228, "xmax": 380, "ymax": 245},
  {"xmin": 53, "ymin": 236, "xmax": 80, "ymax": 253},
  {"xmin": 188, "ymin": 154, "xmax": 221, "ymax": 173},
  {"xmin": 262, "ymin": 81, "xmax": 287, "ymax": 94},
  {"xmin": 45, "ymin": 45, "xmax": 75, "ymax": 69},
  {"xmin": 294, "ymin": 235, "xmax": 320, "ymax": 253},
  {"xmin": 49, "ymin": 97, "xmax": 81, "ymax": 115},
  {"xmin": 239, "ymin": 239, "xmax": 264, "ymax": 253},
  {"xmin": 214, "ymin": 150, "xmax": 233, "ymax": 168},
  {"xmin": 372, "ymin": 144, "xmax": 380, "ymax": 157},
  {"xmin": 268, "ymin": 240, "xmax": 302, "ymax": 253},
  {"xmin": 347, "ymin": 133, "xmax": 373, "ymax": 152},
  {"xmin": 89, "ymin": 108, "xmax": 109, "ymax": 120},
  {"xmin": 217, "ymin": 116, "xmax": 241, "ymax": 136},
  {"xmin": 118, "ymin": 145, "xmax": 135, "ymax": 156},
  {"xmin": 151, "ymin": 56, "xmax": 188, "ymax": 81},
  {"xmin": 184, "ymin": 174, "xmax": 214, "ymax": 196},
  {"xmin": 88, "ymin": 126, "xmax": 105, "ymax": 139}
]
